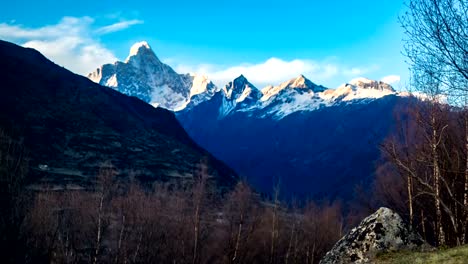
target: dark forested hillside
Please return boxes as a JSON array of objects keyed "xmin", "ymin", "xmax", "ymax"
[{"xmin": 0, "ymin": 40, "xmax": 237, "ymax": 190}]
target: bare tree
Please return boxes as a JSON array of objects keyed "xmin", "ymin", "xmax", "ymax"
[
  {"xmin": 269, "ymin": 183, "xmax": 280, "ymax": 264},
  {"xmin": 401, "ymin": 0, "xmax": 468, "ymax": 244},
  {"xmin": 0, "ymin": 129, "xmax": 29, "ymax": 262},
  {"xmin": 378, "ymin": 99, "xmax": 468, "ymax": 246},
  {"xmin": 93, "ymin": 162, "xmax": 117, "ymax": 264},
  {"xmin": 222, "ymin": 181, "xmax": 259, "ymax": 264},
  {"xmin": 192, "ymin": 159, "xmax": 209, "ymax": 264}
]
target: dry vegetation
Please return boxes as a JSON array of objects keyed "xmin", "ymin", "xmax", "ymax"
[
  {"xmin": 376, "ymin": 245, "xmax": 468, "ymax": 264},
  {"xmin": 0, "ymin": 129, "xmax": 348, "ymax": 264},
  {"xmin": 374, "ymin": 102, "xmax": 468, "ymax": 247}
]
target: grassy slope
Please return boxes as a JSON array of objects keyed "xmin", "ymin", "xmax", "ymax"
[{"xmin": 376, "ymin": 245, "xmax": 468, "ymax": 264}]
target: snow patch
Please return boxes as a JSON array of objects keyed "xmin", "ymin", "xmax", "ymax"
[
  {"xmin": 236, "ymin": 86, "xmax": 253, "ymax": 103},
  {"xmin": 151, "ymin": 84, "xmax": 188, "ymax": 111},
  {"xmin": 128, "ymin": 41, "xmax": 151, "ymax": 58},
  {"xmin": 190, "ymin": 74, "xmax": 212, "ymax": 97},
  {"xmin": 105, "ymin": 74, "xmax": 118, "ymax": 87}
]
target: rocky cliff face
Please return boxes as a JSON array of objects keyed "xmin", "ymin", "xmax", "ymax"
[
  {"xmin": 320, "ymin": 207, "xmax": 431, "ymax": 264},
  {"xmin": 88, "ymin": 41, "xmax": 217, "ymax": 111}
]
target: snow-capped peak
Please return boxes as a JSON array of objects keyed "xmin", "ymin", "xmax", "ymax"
[
  {"xmin": 88, "ymin": 41, "xmax": 198, "ymax": 111},
  {"xmin": 346, "ymin": 77, "xmax": 395, "ymax": 92},
  {"xmin": 129, "ymin": 41, "xmax": 151, "ymax": 56},
  {"xmin": 291, "ymin": 74, "xmax": 310, "ymax": 88},
  {"xmin": 125, "ymin": 41, "xmax": 157, "ymax": 63},
  {"xmin": 261, "ymin": 74, "xmax": 325, "ymax": 101},
  {"xmin": 217, "ymin": 75, "xmax": 262, "ymax": 117},
  {"xmin": 254, "ymin": 77, "xmax": 400, "ymax": 119},
  {"xmin": 223, "ymin": 75, "xmax": 261, "ymax": 102},
  {"xmin": 321, "ymin": 78, "xmax": 396, "ymax": 103},
  {"xmin": 190, "ymin": 74, "xmax": 212, "ymax": 96}
]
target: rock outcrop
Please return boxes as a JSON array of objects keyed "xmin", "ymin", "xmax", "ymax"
[{"xmin": 320, "ymin": 207, "xmax": 431, "ymax": 264}]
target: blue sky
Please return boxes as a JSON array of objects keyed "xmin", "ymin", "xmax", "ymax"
[{"xmin": 0, "ymin": 0, "xmax": 408, "ymax": 89}]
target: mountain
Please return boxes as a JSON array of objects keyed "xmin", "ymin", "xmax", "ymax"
[
  {"xmin": 261, "ymin": 74, "xmax": 326, "ymax": 101},
  {"xmin": 177, "ymin": 75, "xmax": 409, "ymax": 199},
  {"xmin": 0, "ymin": 40, "xmax": 237, "ymax": 190},
  {"xmin": 88, "ymin": 41, "xmax": 218, "ymax": 111},
  {"xmin": 87, "ymin": 41, "xmax": 408, "ymax": 200},
  {"xmin": 218, "ymin": 75, "xmax": 262, "ymax": 117}
]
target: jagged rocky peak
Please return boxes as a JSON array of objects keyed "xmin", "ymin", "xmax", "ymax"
[
  {"xmin": 261, "ymin": 74, "xmax": 326, "ymax": 101},
  {"xmin": 125, "ymin": 41, "xmax": 160, "ymax": 63},
  {"xmin": 128, "ymin": 41, "xmax": 152, "ymax": 56},
  {"xmin": 223, "ymin": 75, "xmax": 262, "ymax": 102},
  {"xmin": 189, "ymin": 74, "xmax": 217, "ymax": 97},
  {"xmin": 87, "ymin": 41, "xmax": 194, "ymax": 110},
  {"xmin": 347, "ymin": 77, "xmax": 396, "ymax": 92},
  {"xmin": 290, "ymin": 74, "xmax": 322, "ymax": 90},
  {"xmin": 232, "ymin": 74, "xmax": 249, "ymax": 88},
  {"xmin": 320, "ymin": 207, "xmax": 431, "ymax": 264},
  {"xmin": 87, "ymin": 66, "xmax": 103, "ymax": 83}
]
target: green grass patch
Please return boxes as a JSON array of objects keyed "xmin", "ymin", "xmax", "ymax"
[{"xmin": 376, "ymin": 245, "xmax": 468, "ymax": 264}]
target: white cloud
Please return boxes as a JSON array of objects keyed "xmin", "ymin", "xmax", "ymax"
[
  {"xmin": 0, "ymin": 16, "xmax": 94, "ymax": 39},
  {"xmin": 381, "ymin": 75, "xmax": 401, "ymax": 85},
  {"xmin": 0, "ymin": 16, "xmax": 383, "ymax": 87},
  {"xmin": 174, "ymin": 58, "xmax": 378, "ymax": 88},
  {"xmin": 95, "ymin": 19, "xmax": 143, "ymax": 34},
  {"xmin": 0, "ymin": 16, "xmax": 142, "ymax": 75},
  {"xmin": 23, "ymin": 37, "xmax": 117, "ymax": 75}
]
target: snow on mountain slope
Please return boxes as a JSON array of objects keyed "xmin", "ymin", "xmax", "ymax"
[
  {"xmin": 88, "ymin": 41, "xmax": 400, "ymax": 117},
  {"xmin": 220, "ymin": 76, "xmax": 399, "ymax": 119},
  {"xmin": 261, "ymin": 74, "xmax": 326, "ymax": 101},
  {"xmin": 223, "ymin": 75, "xmax": 262, "ymax": 102},
  {"xmin": 321, "ymin": 78, "xmax": 395, "ymax": 101},
  {"xmin": 217, "ymin": 75, "xmax": 262, "ymax": 117},
  {"xmin": 181, "ymin": 74, "xmax": 400, "ymax": 119},
  {"xmin": 88, "ymin": 41, "xmax": 217, "ymax": 111}
]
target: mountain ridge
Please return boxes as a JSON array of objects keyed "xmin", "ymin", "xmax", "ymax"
[{"xmin": 88, "ymin": 41, "xmax": 401, "ymax": 118}]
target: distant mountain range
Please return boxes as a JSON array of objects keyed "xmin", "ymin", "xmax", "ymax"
[
  {"xmin": 88, "ymin": 42, "xmax": 401, "ymax": 117},
  {"xmin": 89, "ymin": 41, "xmax": 411, "ymax": 199},
  {"xmin": 0, "ymin": 40, "xmax": 237, "ymax": 191}
]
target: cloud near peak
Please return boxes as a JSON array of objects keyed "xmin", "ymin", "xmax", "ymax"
[
  {"xmin": 95, "ymin": 19, "xmax": 144, "ymax": 35},
  {"xmin": 380, "ymin": 75, "xmax": 401, "ymax": 85},
  {"xmin": 174, "ymin": 58, "xmax": 379, "ymax": 88},
  {"xmin": 0, "ymin": 17, "xmax": 385, "ymax": 87},
  {"xmin": 0, "ymin": 16, "xmax": 143, "ymax": 75}
]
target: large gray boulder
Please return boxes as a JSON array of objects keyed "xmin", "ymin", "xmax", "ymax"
[{"xmin": 320, "ymin": 207, "xmax": 431, "ymax": 264}]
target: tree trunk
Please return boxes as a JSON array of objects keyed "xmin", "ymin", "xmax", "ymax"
[
  {"xmin": 115, "ymin": 214, "xmax": 125, "ymax": 264},
  {"xmin": 432, "ymin": 115, "xmax": 445, "ymax": 246},
  {"xmin": 133, "ymin": 231, "xmax": 143, "ymax": 263},
  {"xmin": 232, "ymin": 212, "xmax": 243, "ymax": 264},
  {"xmin": 93, "ymin": 193, "xmax": 104, "ymax": 264},
  {"xmin": 463, "ymin": 115, "xmax": 468, "ymax": 244},
  {"xmin": 408, "ymin": 173, "xmax": 414, "ymax": 227},
  {"xmin": 421, "ymin": 209, "xmax": 426, "ymax": 241},
  {"xmin": 269, "ymin": 187, "xmax": 279, "ymax": 264},
  {"xmin": 192, "ymin": 201, "xmax": 200, "ymax": 264},
  {"xmin": 285, "ymin": 221, "xmax": 295, "ymax": 264}
]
